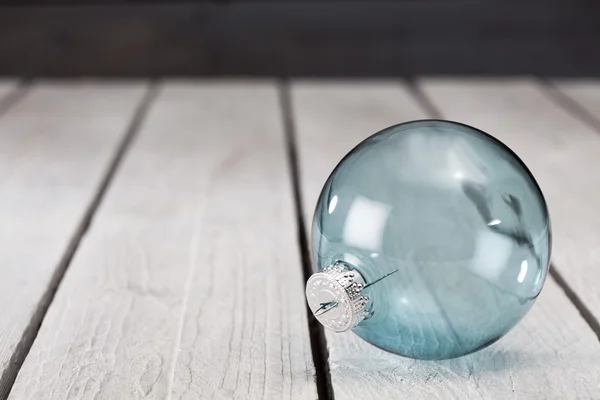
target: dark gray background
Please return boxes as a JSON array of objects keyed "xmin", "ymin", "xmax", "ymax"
[{"xmin": 1, "ymin": 1, "xmax": 599, "ymax": 77}]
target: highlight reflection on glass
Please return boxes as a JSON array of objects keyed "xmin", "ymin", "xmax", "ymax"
[
  {"xmin": 328, "ymin": 195, "xmax": 338, "ymax": 214},
  {"xmin": 311, "ymin": 120, "xmax": 551, "ymax": 359}
]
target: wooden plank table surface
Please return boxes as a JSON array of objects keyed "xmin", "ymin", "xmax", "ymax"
[
  {"xmin": 0, "ymin": 81, "xmax": 18, "ymax": 105},
  {"xmin": 0, "ymin": 78, "xmax": 598, "ymax": 399}
]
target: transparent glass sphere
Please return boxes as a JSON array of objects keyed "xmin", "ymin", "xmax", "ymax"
[{"xmin": 311, "ymin": 120, "xmax": 551, "ymax": 360}]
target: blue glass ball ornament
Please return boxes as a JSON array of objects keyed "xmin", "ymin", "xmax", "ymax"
[{"xmin": 305, "ymin": 120, "xmax": 551, "ymax": 360}]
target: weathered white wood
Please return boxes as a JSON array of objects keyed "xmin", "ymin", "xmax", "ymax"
[
  {"xmin": 0, "ymin": 82, "xmax": 147, "ymax": 395},
  {"xmin": 292, "ymin": 80, "xmax": 600, "ymax": 399},
  {"xmin": 422, "ymin": 78, "xmax": 600, "ymax": 326},
  {"xmin": 0, "ymin": 80, "xmax": 18, "ymax": 101},
  {"xmin": 323, "ymin": 279, "xmax": 599, "ymax": 399},
  {"xmin": 554, "ymin": 79, "xmax": 600, "ymax": 117},
  {"xmin": 293, "ymin": 81, "xmax": 427, "ymax": 222},
  {"xmin": 10, "ymin": 82, "xmax": 317, "ymax": 399}
]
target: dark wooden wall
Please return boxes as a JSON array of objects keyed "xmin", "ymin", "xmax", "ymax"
[{"xmin": 0, "ymin": 1, "xmax": 599, "ymax": 77}]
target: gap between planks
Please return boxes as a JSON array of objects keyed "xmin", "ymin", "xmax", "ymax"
[
  {"xmin": 292, "ymin": 78, "xmax": 600, "ymax": 399},
  {"xmin": 412, "ymin": 78, "xmax": 600, "ymax": 343},
  {"xmin": 537, "ymin": 79, "xmax": 600, "ymax": 341},
  {"xmin": 2, "ymin": 78, "xmax": 597, "ymax": 399},
  {"xmin": 279, "ymin": 81, "xmax": 334, "ymax": 400},
  {"xmin": 7, "ymin": 81, "xmax": 318, "ymax": 400},
  {"xmin": 0, "ymin": 82, "xmax": 158, "ymax": 400},
  {"xmin": 0, "ymin": 80, "xmax": 30, "ymax": 400}
]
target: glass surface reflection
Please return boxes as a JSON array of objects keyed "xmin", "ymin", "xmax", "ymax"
[{"xmin": 311, "ymin": 120, "xmax": 551, "ymax": 360}]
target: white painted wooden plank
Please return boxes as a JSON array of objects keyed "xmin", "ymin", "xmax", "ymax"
[
  {"xmin": 0, "ymin": 80, "xmax": 18, "ymax": 101},
  {"xmin": 292, "ymin": 80, "xmax": 600, "ymax": 399},
  {"xmin": 293, "ymin": 81, "xmax": 427, "ymax": 222},
  {"xmin": 554, "ymin": 79, "xmax": 600, "ymax": 117},
  {"xmin": 323, "ymin": 279, "xmax": 597, "ymax": 399},
  {"xmin": 0, "ymin": 81, "xmax": 147, "ymax": 396},
  {"xmin": 9, "ymin": 81, "xmax": 317, "ymax": 400},
  {"xmin": 422, "ymin": 78, "xmax": 600, "ymax": 327}
]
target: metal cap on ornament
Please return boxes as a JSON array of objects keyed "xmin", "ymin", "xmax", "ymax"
[{"xmin": 305, "ymin": 261, "xmax": 369, "ymax": 332}]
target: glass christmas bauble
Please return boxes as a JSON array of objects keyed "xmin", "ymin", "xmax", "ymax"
[{"xmin": 306, "ymin": 120, "xmax": 551, "ymax": 360}]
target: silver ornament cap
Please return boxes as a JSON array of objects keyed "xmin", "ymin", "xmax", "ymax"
[{"xmin": 305, "ymin": 262, "xmax": 369, "ymax": 332}]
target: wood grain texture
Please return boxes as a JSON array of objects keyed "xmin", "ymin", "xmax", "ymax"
[
  {"xmin": 422, "ymin": 78, "xmax": 600, "ymax": 328},
  {"xmin": 0, "ymin": 81, "xmax": 147, "ymax": 395},
  {"xmin": 292, "ymin": 80, "xmax": 600, "ymax": 399},
  {"xmin": 9, "ymin": 81, "xmax": 317, "ymax": 399}
]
